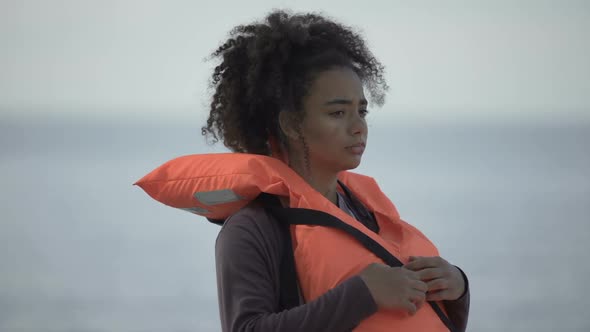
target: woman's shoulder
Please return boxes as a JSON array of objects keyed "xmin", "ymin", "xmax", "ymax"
[{"xmin": 216, "ymin": 199, "xmax": 283, "ymax": 249}]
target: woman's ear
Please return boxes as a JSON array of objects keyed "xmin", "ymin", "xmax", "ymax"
[{"xmin": 278, "ymin": 111, "xmax": 299, "ymax": 140}]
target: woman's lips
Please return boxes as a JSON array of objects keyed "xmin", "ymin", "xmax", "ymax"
[{"xmin": 346, "ymin": 143, "xmax": 366, "ymax": 155}]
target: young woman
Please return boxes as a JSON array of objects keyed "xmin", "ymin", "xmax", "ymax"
[{"xmin": 202, "ymin": 10, "xmax": 470, "ymax": 332}]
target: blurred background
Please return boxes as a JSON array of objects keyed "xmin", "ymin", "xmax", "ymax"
[{"xmin": 1, "ymin": 0, "xmax": 589, "ymax": 331}]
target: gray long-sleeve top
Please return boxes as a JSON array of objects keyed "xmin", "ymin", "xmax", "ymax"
[{"xmin": 215, "ymin": 200, "xmax": 470, "ymax": 332}]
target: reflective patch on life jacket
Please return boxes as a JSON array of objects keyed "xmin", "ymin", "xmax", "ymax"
[
  {"xmin": 194, "ymin": 189, "xmax": 243, "ymax": 205},
  {"xmin": 179, "ymin": 206, "xmax": 211, "ymax": 215}
]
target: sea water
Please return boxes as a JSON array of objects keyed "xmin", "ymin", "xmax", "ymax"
[{"xmin": 1, "ymin": 112, "xmax": 588, "ymax": 331}]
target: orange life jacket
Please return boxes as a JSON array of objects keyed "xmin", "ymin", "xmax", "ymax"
[{"xmin": 135, "ymin": 153, "xmax": 455, "ymax": 331}]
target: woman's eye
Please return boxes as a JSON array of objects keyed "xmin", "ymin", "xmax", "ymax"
[
  {"xmin": 330, "ymin": 111, "xmax": 345, "ymax": 117},
  {"xmin": 359, "ymin": 109, "xmax": 369, "ymax": 117}
]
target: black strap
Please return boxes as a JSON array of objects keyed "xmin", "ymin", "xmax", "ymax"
[
  {"xmin": 266, "ymin": 202, "xmax": 458, "ymax": 332},
  {"xmin": 276, "ymin": 212, "xmax": 300, "ymax": 310},
  {"xmin": 255, "ymin": 194, "xmax": 300, "ymax": 310}
]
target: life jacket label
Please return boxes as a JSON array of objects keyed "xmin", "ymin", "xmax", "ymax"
[{"xmin": 194, "ymin": 189, "xmax": 244, "ymax": 206}]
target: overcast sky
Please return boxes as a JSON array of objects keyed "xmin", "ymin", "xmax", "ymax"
[{"xmin": 1, "ymin": 0, "xmax": 589, "ymax": 120}]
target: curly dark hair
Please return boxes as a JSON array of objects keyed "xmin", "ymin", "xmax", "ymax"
[{"xmin": 201, "ymin": 10, "xmax": 388, "ymax": 155}]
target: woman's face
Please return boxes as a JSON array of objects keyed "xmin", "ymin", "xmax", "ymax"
[{"xmin": 286, "ymin": 66, "xmax": 369, "ymax": 174}]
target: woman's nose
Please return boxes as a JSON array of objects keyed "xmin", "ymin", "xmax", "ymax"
[{"xmin": 349, "ymin": 114, "xmax": 367, "ymax": 136}]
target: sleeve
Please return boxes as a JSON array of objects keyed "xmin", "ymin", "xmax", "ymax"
[
  {"xmin": 215, "ymin": 212, "xmax": 378, "ymax": 332},
  {"xmin": 443, "ymin": 266, "xmax": 470, "ymax": 332}
]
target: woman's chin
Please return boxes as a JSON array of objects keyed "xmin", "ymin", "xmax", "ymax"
[{"xmin": 342, "ymin": 157, "xmax": 362, "ymax": 170}]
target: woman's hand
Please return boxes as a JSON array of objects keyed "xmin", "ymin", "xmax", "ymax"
[
  {"xmin": 403, "ymin": 256, "xmax": 465, "ymax": 301},
  {"xmin": 359, "ymin": 263, "xmax": 428, "ymax": 315}
]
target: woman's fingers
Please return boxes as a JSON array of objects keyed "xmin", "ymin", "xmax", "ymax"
[
  {"xmin": 426, "ymin": 278, "xmax": 450, "ymax": 292},
  {"xmin": 415, "ymin": 267, "xmax": 443, "ymax": 281},
  {"xmin": 411, "ymin": 279, "xmax": 429, "ymax": 292},
  {"xmin": 402, "ymin": 256, "xmax": 465, "ymax": 302},
  {"xmin": 404, "ymin": 300, "xmax": 418, "ymax": 315},
  {"xmin": 409, "ymin": 289, "xmax": 426, "ymax": 304},
  {"xmin": 404, "ymin": 257, "xmax": 428, "ymax": 271},
  {"xmin": 405, "ymin": 256, "xmax": 444, "ymax": 271}
]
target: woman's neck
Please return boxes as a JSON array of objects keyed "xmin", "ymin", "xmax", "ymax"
[
  {"xmin": 287, "ymin": 153, "xmax": 339, "ymax": 204},
  {"xmin": 309, "ymin": 171, "xmax": 339, "ymax": 205}
]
